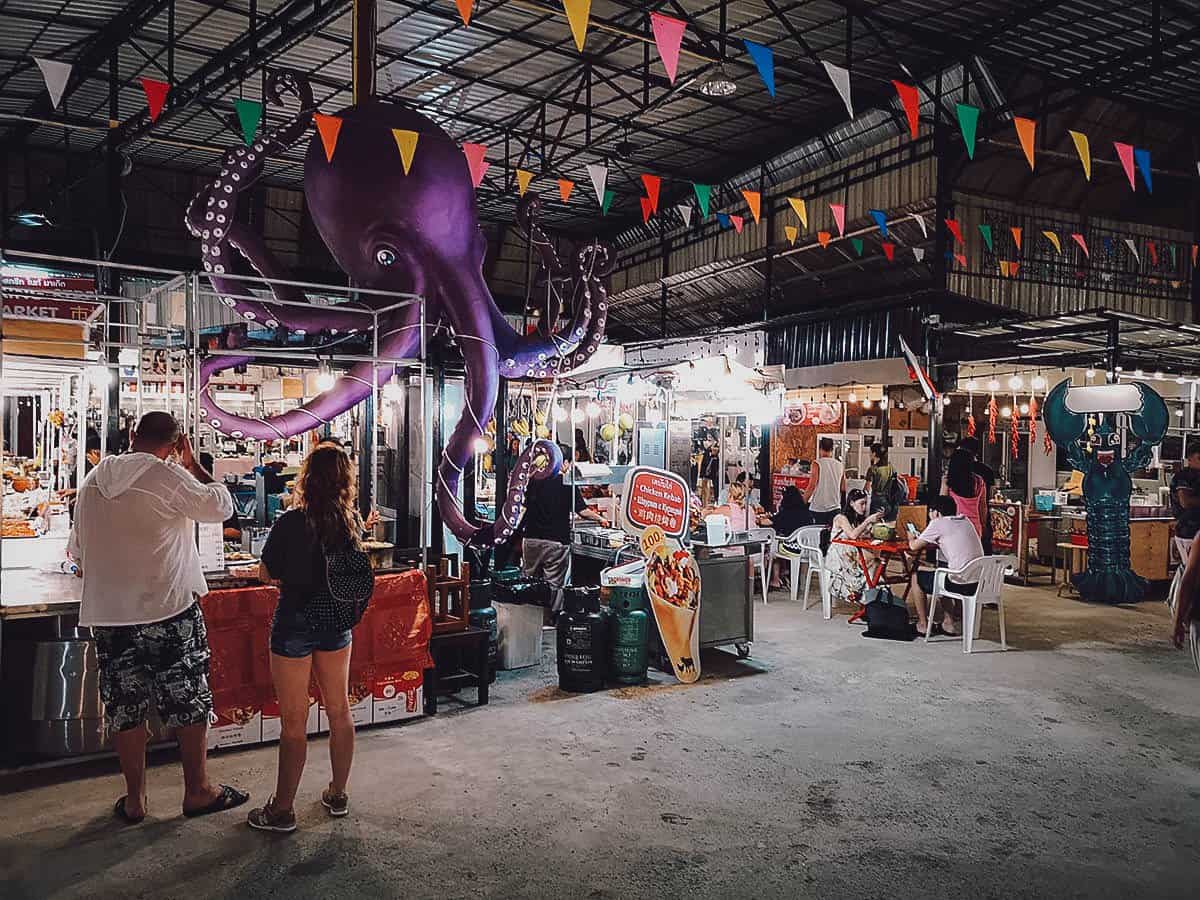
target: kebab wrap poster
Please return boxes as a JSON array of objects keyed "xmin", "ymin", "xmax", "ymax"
[{"xmin": 618, "ymin": 467, "xmax": 701, "ymax": 684}]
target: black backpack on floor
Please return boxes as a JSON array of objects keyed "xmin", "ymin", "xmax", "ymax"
[{"xmin": 861, "ymin": 586, "xmax": 917, "ymax": 641}]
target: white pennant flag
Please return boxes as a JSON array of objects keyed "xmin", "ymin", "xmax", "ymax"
[
  {"xmin": 1124, "ymin": 238, "xmax": 1140, "ymax": 265},
  {"xmin": 586, "ymin": 163, "xmax": 608, "ymax": 207},
  {"xmin": 35, "ymin": 58, "xmax": 73, "ymax": 110},
  {"xmin": 913, "ymin": 247, "xmax": 926, "ymax": 263},
  {"xmin": 677, "ymin": 203, "xmax": 693, "ymax": 228},
  {"xmin": 911, "ymin": 213, "xmax": 928, "ymax": 239},
  {"xmin": 822, "ymin": 60, "xmax": 853, "ymax": 119}
]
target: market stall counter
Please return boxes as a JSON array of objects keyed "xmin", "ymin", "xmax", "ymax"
[{"xmin": 1, "ymin": 567, "xmax": 432, "ymax": 762}]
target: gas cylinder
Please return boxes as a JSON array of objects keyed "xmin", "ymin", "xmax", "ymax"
[
  {"xmin": 607, "ymin": 583, "xmax": 649, "ymax": 685},
  {"xmin": 556, "ymin": 586, "xmax": 608, "ymax": 693},
  {"xmin": 468, "ymin": 577, "xmax": 498, "ymax": 684}
]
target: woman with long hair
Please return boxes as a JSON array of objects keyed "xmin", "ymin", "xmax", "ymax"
[
  {"xmin": 943, "ymin": 447, "xmax": 987, "ymax": 537},
  {"xmin": 247, "ymin": 443, "xmax": 365, "ymax": 833},
  {"xmin": 825, "ymin": 488, "xmax": 884, "ymax": 606}
]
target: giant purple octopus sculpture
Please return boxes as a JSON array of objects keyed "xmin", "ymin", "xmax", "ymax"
[{"xmin": 184, "ymin": 70, "xmax": 613, "ymax": 546}]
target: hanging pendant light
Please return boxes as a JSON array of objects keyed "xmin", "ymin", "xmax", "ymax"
[{"xmin": 699, "ymin": 63, "xmax": 737, "ymax": 97}]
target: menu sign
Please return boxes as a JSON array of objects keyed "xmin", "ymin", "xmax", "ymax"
[
  {"xmin": 197, "ymin": 521, "xmax": 225, "ymax": 572},
  {"xmin": 619, "ymin": 466, "xmax": 689, "ymax": 540},
  {"xmin": 2, "ymin": 297, "xmax": 102, "ymax": 321}
]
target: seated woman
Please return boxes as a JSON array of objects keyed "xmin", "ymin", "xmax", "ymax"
[
  {"xmin": 770, "ymin": 486, "xmax": 812, "ymax": 589},
  {"xmin": 824, "ymin": 489, "xmax": 884, "ymax": 608},
  {"xmin": 717, "ymin": 481, "xmax": 771, "ymax": 531}
]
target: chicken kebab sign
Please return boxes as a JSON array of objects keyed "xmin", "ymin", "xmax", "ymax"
[{"xmin": 618, "ymin": 466, "xmax": 701, "ymax": 684}]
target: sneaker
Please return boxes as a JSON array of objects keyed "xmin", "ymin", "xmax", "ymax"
[
  {"xmin": 246, "ymin": 798, "xmax": 297, "ymax": 833},
  {"xmin": 322, "ymin": 786, "xmax": 349, "ymax": 818}
]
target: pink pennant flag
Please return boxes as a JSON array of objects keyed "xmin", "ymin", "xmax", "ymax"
[
  {"xmin": 830, "ymin": 203, "xmax": 846, "ymax": 237},
  {"xmin": 462, "ymin": 143, "xmax": 489, "ymax": 188},
  {"xmin": 882, "ymin": 241, "xmax": 896, "ymax": 262},
  {"xmin": 640, "ymin": 196, "xmax": 654, "ymax": 224},
  {"xmin": 649, "ymin": 13, "xmax": 687, "ymax": 84},
  {"xmin": 1071, "ymin": 233, "xmax": 1089, "ymax": 258},
  {"xmin": 945, "ymin": 218, "xmax": 965, "ymax": 245},
  {"xmin": 1114, "ymin": 142, "xmax": 1136, "ymax": 190},
  {"xmin": 954, "ymin": 252, "xmax": 967, "ymax": 267},
  {"xmin": 730, "ymin": 215, "xmax": 744, "ymax": 234},
  {"xmin": 641, "ymin": 173, "xmax": 661, "ymax": 212}
]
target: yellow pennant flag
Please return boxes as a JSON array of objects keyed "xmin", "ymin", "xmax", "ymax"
[
  {"xmin": 1068, "ymin": 130, "xmax": 1091, "ymax": 181},
  {"xmin": 787, "ymin": 197, "xmax": 807, "ymax": 229},
  {"xmin": 392, "ymin": 129, "xmax": 419, "ymax": 175},
  {"xmin": 785, "ymin": 225, "xmax": 798, "ymax": 246},
  {"xmin": 516, "ymin": 169, "xmax": 535, "ymax": 196},
  {"xmin": 563, "ymin": 0, "xmax": 592, "ymax": 52},
  {"xmin": 1042, "ymin": 230, "xmax": 1062, "ymax": 254}
]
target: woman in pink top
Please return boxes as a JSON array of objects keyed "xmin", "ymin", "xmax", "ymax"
[
  {"xmin": 718, "ymin": 481, "xmax": 756, "ymax": 530},
  {"xmin": 942, "ymin": 449, "xmax": 987, "ymax": 536}
]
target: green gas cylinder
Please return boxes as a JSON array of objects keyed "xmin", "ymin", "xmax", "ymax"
[{"xmin": 601, "ymin": 561, "xmax": 649, "ymax": 685}]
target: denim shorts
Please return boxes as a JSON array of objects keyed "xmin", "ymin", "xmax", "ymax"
[{"xmin": 270, "ymin": 607, "xmax": 352, "ymax": 658}]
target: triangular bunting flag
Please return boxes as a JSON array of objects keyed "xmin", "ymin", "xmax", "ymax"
[
  {"xmin": 822, "ymin": 61, "xmax": 853, "ymax": 119},
  {"xmin": 882, "ymin": 241, "xmax": 896, "ymax": 262},
  {"xmin": 817, "ymin": 231, "xmax": 832, "ymax": 248},
  {"xmin": 34, "ymin": 58, "xmax": 72, "ymax": 110},
  {"xmin": 1114, "ymin": 142, "xmax": 1136, "ymax": 190},
  {"xmin": 462, "ymin": 142, "xmax": 489, "ymax": 187},
  {"xmin": 742, "ymin": 190, "xmax": 761, "ymax": 224},
  {"xmin": 558, "ymin": 179, "xmax": 575, "ymax": 203},
  {"xmin": 232, "ymin": 98, "xmax": 263, "ymax": 146},
  {"xmin": 730, "ymin": 215, "xmax": 744, "ymax": 234},
  {"xmin": 602, "ymin": 189, "xmax": 615, "ymax": 216},
  {"xmin": 393, "ymin": 129, "xmax": 419, "ymax": 175},
  {"xmin": 1013, "ymin": 117, "xmax": 1036, "ymax": 171},
  {"xmin": 913, "ymin": 247, "xmax": 926, "ymax": 263},
  {"xmin": 851, "ymin": 237, "xmax": 864, "ymax": 257},
  {"xmin": 1125, "ymin": 238, "xmax": 1140, "ymax": 265},
  {"xmin": 649, "ymin": 12, "xmax": 687, "ymax": 84},
  {"xmin": 999, "ymin": 261, "xmax": 1009, "ymax": 277},
  {"xmin": 788, "ymin": 197, "xmax": 807, "ymax": 229},
  {"xmin": 955, "ymin": 103, "xmax": 979, "ymax": 159},
  {"xmin": 585, "ymin": 163, "xmax": 607, "ymax": 206},
  {"xmin": 1192, "ymin": 244, "xmax": 1197, "ymax": 267},
  {"xmin": 693, "ymin": 183, "xmax": 712, "ymax": 218},
  {"xmin": 641, "ymin": 173, "xmax": 661, "ymax": 213},
  {"xmin": 455, "ymin": 0, "xmax": 474, "ymax": 25},
  {"xmin": 1071, "ymin": 233, "xmax": 1089, "ymax": 258},
  {"xmin": 1134, "ymin": 148, "xmax": 1152, "ymax": 193},
  {"xmin": 979, "ymin": 224, "xmax": 993, "ymax": 253},
  {"xmin": 1011, "ymin": 262, "xmax": 1019, "ymax": 278},
  {"xmin": 785, "ymin": 225, "xmax": 798, "ymax": 246},
  {"xmin": 954, "ymin": 252, "xmax": 967, "ymax": 267},
  {"xmin": 869, "ymin": 209, "xmax": 888, "ymax": 237},
  {"xmin": 640, "ymin": 196, "xmax": 654, "ymax": 224},
  {"xmin": 313, "ymin": 113, "xmax": 342, "ymax": 162},
  {"xmin": 1147, "ymin": 240, "xmax": 1158, "ymax": 266},
  {"xmin": 1042, "ymin": 230, "xmax": 1061, "ymax": 254},
  {"xmin": 911, "ymin": 213, "xmax": 928, "ymax": 238},
  {"xmin": 1103, "ymin": 236, "xmax": 1113, "ymax": 254},
  {"xmin": 1068, "ymin": 130, "xmax": 1091, "ymax": 180},
  {"xmin": 892, "ymin": 81, "xmax": 919, "ymax": 139},
  {"xmin": 563, "ymin": 0, "xmax": 592, "ymax": 52},
  {"xmin": 677, "ymin": 204, "xmax": 693, "ymax": 228},
  {"xmin": 1011, "ymin": 226, "xmax": 1023, "ymax": 251},
  {"xmin": 744, "ymin": 39, "xmax": 775, "ymax": 98},
  {"xmin": 141, "ymin": 77, "xmax": 170, "ymax": 122},
  {"xmin": 945, "ymin": 218, "xmax": 964, "ymax": 245},
  {"xmin": 716, "ymin": 212, "xmax": 731, "ymax": 229},
  {"xmin": 830, "ymin": 203, "xmax": 846, "ymax": 237},
  {"xmin": 516, "ymin": 168, "xmax": 535, "ymax": 196},
  {"xmin": 1170, "ymin": 244, "xmax": 1177, "ymax": 268}
]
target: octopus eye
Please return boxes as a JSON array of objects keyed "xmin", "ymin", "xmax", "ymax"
[{"xmin": 375, "ymin": 247, "xmax": 397, "ymax": 267}]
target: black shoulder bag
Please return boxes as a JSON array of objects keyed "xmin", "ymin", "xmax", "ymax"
[
  {"xmin": 305, "ymin": 540, "xmax": 375, "ymax": 632},
  {"xmin": 861, "ymin": 585, "xmax": 917, "ymax": 641}
]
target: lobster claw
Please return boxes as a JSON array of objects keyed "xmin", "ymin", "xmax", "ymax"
[
  {"xmin": 1042, "ymin": 378, "xmax": 1086, "ymax": 446},
  {"xmin": 1129, "ymin": 381, "xmax": 1169, "ymax": 444}
]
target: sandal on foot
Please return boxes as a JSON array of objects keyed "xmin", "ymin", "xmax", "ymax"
[
  {"xmin": 247, "ymin": 797, "xmax": 297, "ymax": 833},
  {"xmin": 114, "ymin": 796, "xmax": 145, "ymax": 825},
  {"xmin": 183, "ymin": 784, "xmax": 250, "ymax": 819}
]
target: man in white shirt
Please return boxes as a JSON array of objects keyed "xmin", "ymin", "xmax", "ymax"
[
  {"xmin": 907, "ymin": 495, "xmax": 984, "ymax": 635},
  {"xmin": 68, "ymin": 412, "xmax": 249, "ymax": 824},
  {"xmin": 803, "ymin": 437, "xmax": 846, "ymax": 526}
]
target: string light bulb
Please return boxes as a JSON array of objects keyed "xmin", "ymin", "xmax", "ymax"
[
  {"xmin": 1019, "ymin": 403, "xmax": 1030, "ymax": 415},
  {"xmin": 879, "ymin": 396, "xmax": 890, "ymax": 410},
  {"xmin": 316, "ymin": 360, "xmax": 335, "ymax": 391},
  {"xmin": 987, "ymin": 378, "xmax": 1000, "ymax": 392},
  {"xmin": 1008, "ymin": 375, "xmax": 1023, "ymax": 391},
  {"xmin": 965, "ymin": 379, "xmax": 979, "ymax": 392},
  {"xmin": 1031, "ymin": 374, "xmax": 1047, "ymax": 391},
  {"xmin": 848, "ymin": 390, "xmax": 858, "ymax": 403},
  {"xmin": 1001, "ymin": 405, "xmax": 1012, "ymax": 418},
  {"xmin": 472, "ymin": 437, "xmax": 490, "ymax": 454}
]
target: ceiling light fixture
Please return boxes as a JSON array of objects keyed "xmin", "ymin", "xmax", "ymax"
[{"xmin": 699, "ymin": 64, "xmax": 737, "ymax": 97}]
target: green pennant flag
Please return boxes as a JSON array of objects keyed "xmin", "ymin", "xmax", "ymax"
[
  {"xmin": 851, "ymin": 237, "xmax": 864, "ymax": 257},
  {"xmin": 979, "ymin": 223, "xmax": 994, "ymax": 253},
  {"xmin": 602, "ymin": 189, "xmax": 615, "ymax": 216},
  {"xmin": 692, "ymin": 183, "xmax": 711, "ymax": 218},
  {"xmin": 956, "ymin": 103, "xmax": 979, "ymax": 160},
  {"xmin": 233, "ymin": 98, "xmax": 263, "ymax": 146}
]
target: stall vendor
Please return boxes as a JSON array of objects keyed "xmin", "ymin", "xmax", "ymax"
[{"xmin": 1171, "ymin": 445, "xmax": 1200, "ymax": 540}]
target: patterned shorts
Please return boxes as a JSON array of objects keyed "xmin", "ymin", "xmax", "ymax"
[{"xmin": 93, "ymin": 603, "xmax": 213, "ymax": 733}]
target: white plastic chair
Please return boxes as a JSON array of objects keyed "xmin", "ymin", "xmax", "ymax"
[
  {"xmin": 1167, "ymin": 537, "xmax": 1193, "ymax": 614},
  {"xmin": 779, "ymin": 525, "xmax": 831, "ymax": 618},
  {"xmin": 925, "ymin": 555, "xmax": 1016, "ymax": 653},
  {"xmin": 750, "ymin": 538, "xmax": 771, "ymax": 605}
]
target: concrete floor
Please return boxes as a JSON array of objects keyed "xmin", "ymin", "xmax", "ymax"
[{"xmin": 2, "ymin": 584, "xmax": 1198, "ymax": 900}]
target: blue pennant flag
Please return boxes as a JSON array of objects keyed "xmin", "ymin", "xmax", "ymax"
[
  {"xmin": 1133, "ymin": 148, "xmax": 1153, "ymax": 193},
  {"xmin": 743, "ymin": 39, "xmax": 775, "ymax": 98},
  {"xmin": 1103, "ymin": 236, "xmax": 1113, "ymax": 254},
  {"xmin": 868, "ymin": 209, "xmax": 888, "ymax": 238},
  {"xmin": 716, "ymin": 211, "xmax": 732, "ymax": 229}
]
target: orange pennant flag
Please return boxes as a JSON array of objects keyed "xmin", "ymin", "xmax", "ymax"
[
  {"xmin": 788, "ymin": 197, "xmax": 807, "ymax": 229},
  {"xmin": 640, "ymin": 196, "xmax": 653, "ymax": 224},
  {"xmin": 557, "ymin": 178, "xmax": 575, "ymax": 203},
  {"xmin": 730, "ymin": 215, "xmax": 744, "ymax": 234},
  {"xmin": 455, "ymin": 0, "xmax": 474, "ymax": 25},
  {"xmin": 742, "ymin": 189, "xmax": 761, "ymax": 224},
  {"xmin": 516, "ymin": 169, "xmax": 535, "ymax": 196},
  {"xmin": 641, "ymin": 173, "xmax": 661, "ymax": 212},
  {"xmin": 392, "ymin": 129, "xmax": 419, "ymax": 175},
  {"xmin": 313, "ymin": 113, "xmax": 342, "ymax": 162},
  {"xmin": 785, "ymin": 225, "xmax": 798, "ymax": 246},
  {"xmin": 817, "ymin": 231, "xmax": 832, "ymax": 248},
  {"xmin": 1011, "ymin": 227, "xmax": 1023, "ymax": 251},
  {"xmin": 1014, "ymin": 116, "xmax": 1036, "ymax": 171}
]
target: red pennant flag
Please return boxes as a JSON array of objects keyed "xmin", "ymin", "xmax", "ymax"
[
  {"xmin": 1071, "ymin": 233, "xmax": 1089, "ymax": 258},
  {"xmin": 741, "ymin": 189, "xmax": 761, "ymax": 224},
  {"xmin": 730, "ymin": 215, "xmax": 744, "ymax": 234},
  {"xmin": 649, "ymin": 13, "xmax": 687, "ymax": 84},
  {"xmin": 141, "ymin": 77, "xmax": 170, "ymax": 122},
  {"xmin": 882, "ymin": 241, "xmax": 896, "ymax": 262},
  {"xmin": 313, "ymin": 113, "xmax": 342, "ymax": 163},
  {"xmin": 892, "ymin": 81, "xmax": 919, "ymax": 139},
  {"xmin": 557, "ymin": 179, "xmax": 575, "ymax": 203},
  {"xmin": 462, "ymin": 143, "xmax": 489, "ymax": 188},
  {"xmin": 817, "ymin": 231, "xmax": 832, "ymax": 248},
  {"xmin": 640, "ymin": 196, "xmax": 654, "ymax": 223},
  {"xmin": 1011, "ymin": 261, "xmax": 1019, "ymax": 278},
  {"xmin": 1011, "ymin": 226, "xmax": 1023, "ymax": 251},
  {"xmin": 954, "ymin": 252, "xmax": 967, "ymax": 267},
  {"xmin": 1013, "ymin": 116, "xmax": 1036, "ymax": 170},
  {"xmin": 1147, "ymin": 240, "xmax": 1158, "ymax": 265},
  {"xmin": 455, "ymin": 0, "xmax": 474, "ymax": 25},
  {"xmin": 945, "ymin": 218, "xmax": 964, "ymax": 244},
  {"xmin": 1114, "ymin": 142, "xmax": 1136, "ymax": 190},
  {"xmin": 641, "ymin": 174, "xmax": 661, "ymax": 212}
]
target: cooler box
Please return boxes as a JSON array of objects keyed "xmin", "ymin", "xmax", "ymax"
[{"xmin": 495, "ymin": 601, "xmax": 544, "ymax": 669}]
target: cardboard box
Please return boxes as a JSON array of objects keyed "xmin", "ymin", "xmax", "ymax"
[
  {"xmin": 208, "ymin": 698, "xmax": 263, "ymax": 749},
  {"xmin": 261, "ymin": 696, "xmax": 320, "ymax": 741},
  {"xmin": 319, "ymin": 683, "xmax": 373, "ymax": 731},
  {"xmin": 371, "ymin": 669, "xmax": 425, "ymax": 723}
]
